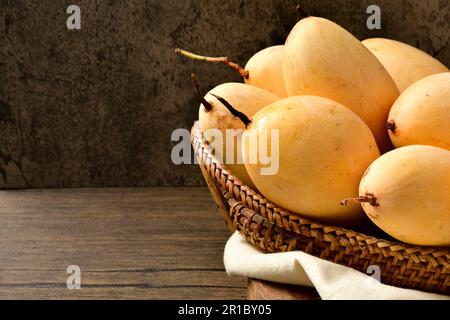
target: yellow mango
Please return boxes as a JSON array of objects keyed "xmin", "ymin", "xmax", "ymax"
[
  {"xmin": 243, "ymin": 95, "xmax": 380, "ymax": 226},
  {"xmin": 353, "ymin": 145, "xmax": 450, "ymax": 246},
  {"xmin": 387, "ymin": 72, "xmax": 450, "ymax": 151},
  {"xmin": 244, "ymin": 45, "xmax": 288, "ymax": 97},
  {"xmin": 199, "ymin": 83, "xmax": 279, "ymax": 189},
  {"xmin": 283, "ymin": 17, "xmax": 399, "ymax": 152},
  {"xmin": 362, "ymin": 38, "xmax": 449, "ymax": 92}
]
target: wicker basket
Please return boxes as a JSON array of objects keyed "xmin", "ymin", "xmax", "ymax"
[{"xmin": 191, "ymin": 121, "xmax": 450, "ymax": 295}]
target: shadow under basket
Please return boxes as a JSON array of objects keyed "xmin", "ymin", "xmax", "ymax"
[{"xmin": 191, "ymin": 121, "xmax": 449, "ymax": 295}]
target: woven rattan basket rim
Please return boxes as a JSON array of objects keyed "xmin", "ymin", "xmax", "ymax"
[{"xmin": 190, "ymin": 121, "xmax": 450, "ymax": 295}]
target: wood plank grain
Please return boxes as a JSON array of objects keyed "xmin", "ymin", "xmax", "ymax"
[
  {"xmin": 248, "ymin": 279, "xmax": 320, "ymax": 300},
  {"xmin": 0, "ymin": 187, "xmax": 246, "ymax": 299}
]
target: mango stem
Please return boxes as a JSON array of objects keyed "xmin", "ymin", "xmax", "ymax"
[
  {"xmin": 386, "ymin": 120, "xmax": 396, "ymax": 133},
  {"xmin": 296, "ymin": 5, "xmax": 311, "ymax": 18},
  {"xmin": 175, "ymin": 48, "xmax": 249, "ymax": 79},
  {"xmin": 341, "ymin": 193, "xmax": 379, "ymax": 207},
  {"xmin": 191, "ymin": 73, "xmax": 213, "ymax": 112},
  {"xmin": 209, "ymin": 93, "xmax": 252, "ymax": 127}
]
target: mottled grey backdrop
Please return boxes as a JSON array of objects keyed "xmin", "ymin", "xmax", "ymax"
[{"xmin": 0, "ymin": 0, "xmax": 448, "ymax": 188}]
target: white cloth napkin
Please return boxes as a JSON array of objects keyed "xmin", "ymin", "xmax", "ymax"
[{"xmin": 224, "ymin": 232, "xmax": 449, "ymax": 300}]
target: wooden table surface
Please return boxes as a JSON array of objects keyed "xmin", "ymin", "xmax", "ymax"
[{"xmin": 0, "ymin": 187, "xmax": 247, "ymax": 299}]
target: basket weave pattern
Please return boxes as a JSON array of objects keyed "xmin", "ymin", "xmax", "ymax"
[{"xmin": 191, "ymin": 122, "xmax": 450, "ymax": 295}]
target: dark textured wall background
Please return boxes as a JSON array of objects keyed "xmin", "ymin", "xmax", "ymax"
[{"xmin": 0, "ymin": 0, "xmax": 448, "ymax": 188}]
